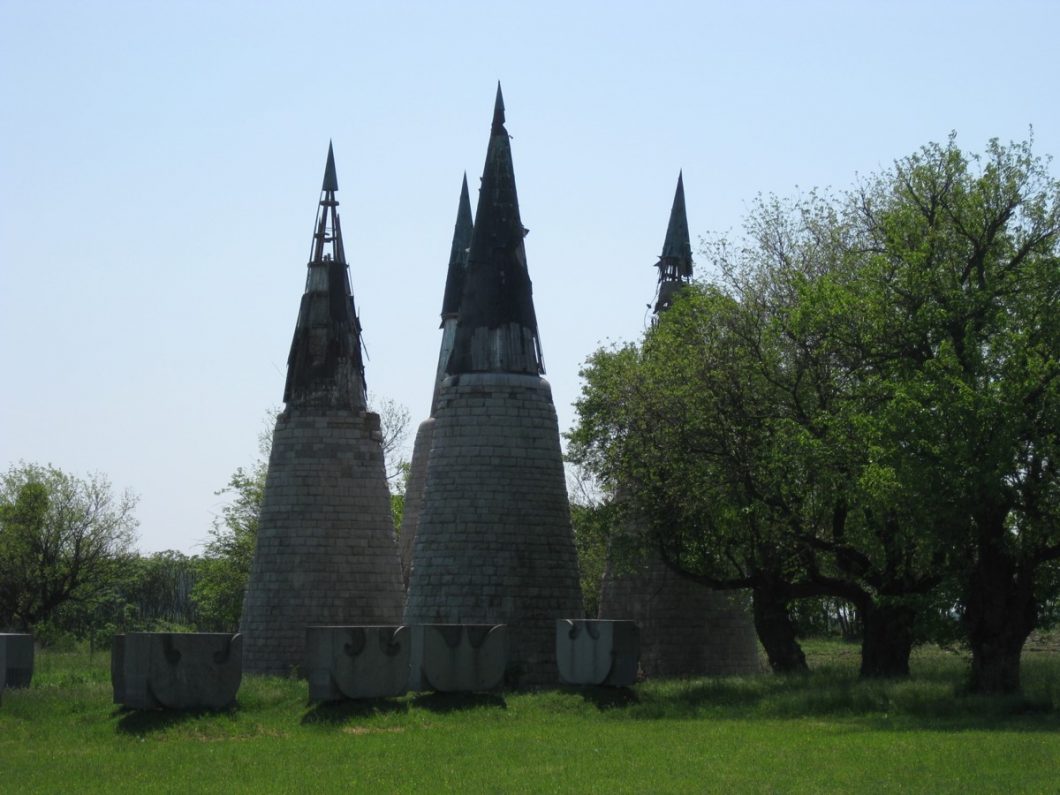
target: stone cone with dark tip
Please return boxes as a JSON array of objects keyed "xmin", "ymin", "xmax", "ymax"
[
  {"xmin": 240, "ymin": 145, "xmax": 405, "ymax": 675},
  {"xmin": 404, "ymin": 87, "xmax": 584, "ymax": 685}
]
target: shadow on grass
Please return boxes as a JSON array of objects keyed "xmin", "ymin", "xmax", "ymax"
[
  {"xmin": 411, "ymin": 691, "xmax": 506, "ymax": 713},
  {"xmin": 114, "ymin": 705, "xmax": 236, "ymax": 734},
  {"xmin": 568, "ymin": 685, "xmax": 640, "ymax": 710},
  {"xmin": 301, "ymin": 698, "xmax": 409, "ymax": 725},
  {"xmin": 623, "ymin": 665, "xmax": 1060, "ymax": 732}
]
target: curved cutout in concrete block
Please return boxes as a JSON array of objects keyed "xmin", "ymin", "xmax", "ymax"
[
  {"xmin": 305, "ymin": 625, "xmax": 410, "ymax": 700},
  {"xmin": 413, "ymin": 624, "xmax": 507, "ymax": 692},
  {"xmin": 556, "ymin": 619, "xmax": 640, "ymax": 686},
  {"xmin": 0, "ymin": 634, "xmax": 34, "ymax": 689},
  {"xmin": 112, "ymin": 633, "xmax": 242, "ymax": 710}
]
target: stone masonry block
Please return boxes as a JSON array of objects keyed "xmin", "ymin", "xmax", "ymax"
[
  {"xmin": 408, "ymin": 624, "xmax": 507, "ymax": 693},
  {"xmin": 305, "ymin": 625, "xmax": 410, "ymax": 701},
  {"xmin": 0, "ymin": 634, "xmax": 34, "ymax": 690},
  {"xmin": 112, "ymin": 633, "xmax": 242, "ymax": 710},
  {"xmin": 556, "ymin": 619, "xmax": 639, "ymax": 687}
]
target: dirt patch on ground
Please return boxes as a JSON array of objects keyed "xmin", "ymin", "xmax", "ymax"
[{"xmin": 342, "ymin": 725, "xmax": 406, "ymax": 736}]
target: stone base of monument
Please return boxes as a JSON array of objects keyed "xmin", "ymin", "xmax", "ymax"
[
  {"xmin": 408, "ymin": 624, "xmax": 507, "ymax": 693},
  {"xmin": 0, "ymin": 633, "xmax": 34, "ymax": 689},
  {"xmin": 556, "ymin": 619, "xmax": 640, "ymax": 687},
  {"xmin": 111, "ymin": 633, "xmax": 242, "ymax": 710},
  {"xmin": 305, "ymin": 625, "xmax": 410, "ymax": 701}
]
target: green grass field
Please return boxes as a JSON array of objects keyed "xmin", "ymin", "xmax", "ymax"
[{"xmin": 2, "ymin": 639, "xmax": 1058, "ymax": 793}]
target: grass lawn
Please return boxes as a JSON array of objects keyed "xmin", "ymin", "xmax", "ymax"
[{"xmin": 2, "ymin": 638, "xmax": 1058, "ymax": 793}]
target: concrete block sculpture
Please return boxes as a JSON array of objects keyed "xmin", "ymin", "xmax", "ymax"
[
  {"xmin": 240, "ymin": 145, "xmax": 405, "ymax": 674},
  {"xmin": 410, "ymin": 624, "xmax": 507, "ymax": 693},
  {"xmin": 556, "ymin": 619, "xmax": 640, "ymax": 687},
  {"xmin": 111, "ymin": 632, "xmax": 242, "ymax": 710},
  {"xmin": 0, "ymin": 633, "xmax": 34, "ymax": 689},
  {"xmin": 405, "ymin": 86, "xmax": 584, "ymax": 686},
  {"xmin": 597, "ymin": 175, "xmax": 760, "ymax": 678},
  {"xmin": 399, "ymin": 175, "xmax": 473, "ymax": 589},
  {"xmin": 304, "ymin": 625, "xmax": 410, "ymax": 701}
]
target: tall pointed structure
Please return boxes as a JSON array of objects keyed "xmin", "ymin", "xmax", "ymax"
[
  {"xmin": 404, "ymin": 86, "xmax": 584, "ymax": 684},
  {"xmin": 597, "ymin": 174, "xmax": 761, "ymax": 678},
  {"xmin": 653, "ymin": 172, "xmax": 693, "ymax": 315},
  {"xmin": 399, "ymin": 174, "xmax": 474, "ymax": 586},
  {"xmin": 240, "ymin": 144, "xmax": 405, "ymax": 675}
]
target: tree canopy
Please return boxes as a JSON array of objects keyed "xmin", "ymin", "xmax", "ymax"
[
  {"xmin": 0, "ymin": 463, "xmax": 138, "ymax": 632},
  {"xmin": 569, "ymin": 135, "xmax": 1060, "ymax": 692}
]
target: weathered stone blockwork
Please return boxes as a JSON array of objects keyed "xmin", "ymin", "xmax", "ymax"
[
  {"xmin": 399, "ymin": 417, "xmax": 434, "ymax": 588},
  {"xmin": 404, "ymin": 373, "xmax": 584, "ymax": 685},
  {"xmin": 599, "ymin": 555, "xmax": 760, "ymax": 677},
  {"xmin": 241, "ymin": 407, "xmax": 405, "ymax": 675}
]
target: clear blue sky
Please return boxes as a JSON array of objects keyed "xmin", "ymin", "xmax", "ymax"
[{"xmin": 2, "ymin": 1, "xmax": 1057, "ymax": 554}]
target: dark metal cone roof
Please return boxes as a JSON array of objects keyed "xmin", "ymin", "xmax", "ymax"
[
  {"xmin": 448, "ymin": 87, "xmax": 543, "ymax": 375},
  {"xmin": 283, "ymin": 144, "xmax": 366, "ymax": 409},
  {"xmin": 322, "ymin": 141, "xmax": 339, "ymax": 192},
  {"xmin": 440, "ymin": 173, "xmax": 474, "ymax": 318},
  {"xmin": 492, "ymin": 82, "xmax": 505, "ymax": 133},
  {"xmin": 660, "ymin": 172, "xmax": 692, "ymax": 268}
]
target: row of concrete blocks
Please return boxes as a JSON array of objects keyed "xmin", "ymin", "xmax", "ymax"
[
  {"xmin": 309, "ymin": 620, "xmax": 639, "ymax": 700},
  {"xmin": 108, "ymin": 620, "xmax": 639, "ymax": 709}
]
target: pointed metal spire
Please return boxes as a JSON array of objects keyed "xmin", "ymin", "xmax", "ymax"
[
  {"xmin": 661, "ymin": 172, "xmax": 692, "ymax": 265},
  {"xmin": 492, "ymin": 81, "xmax": 505, "ymax": 133},
  {"xmin": 448, "ymin": 86, "xmax": 543, "ymax": 375},
  {"xmin": 322, "ymin": 140, "xmax": 339, "ymax": 192},
  {"xmin": 653, "ymin": 172, "xmax": 694, "ymax": 315},
  {"xmin": 283, "ymin": 143, "xmax": 367, "ymax": 409},
  {"xmin": 440, "ymin": 173, "xmax": 474, "ymax": 320}
]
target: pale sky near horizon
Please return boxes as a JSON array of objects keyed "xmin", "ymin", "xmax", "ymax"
[{"xmin": 2, "ymin": 1, "xmax": 1058, "ymax": 555}]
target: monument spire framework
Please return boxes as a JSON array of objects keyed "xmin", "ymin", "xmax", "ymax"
[
  {"xmin": 241, "ymin": 144, "xmax": 405, "ymax": 675},
  {"xmin": 404, "ymin": 86, "xmax": 584, "ymax": 685}
]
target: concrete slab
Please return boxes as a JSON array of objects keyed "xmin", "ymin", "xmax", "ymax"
[
  {"xmin": 305, "ymin": 625, "xmax": 410, "ymax": 700},
  {"xmin": 556, "ymin": 619, "xmax": 640, "ymax": 687},
  {"xmin": 410, "ymin": 624, "xmax": 507, "ymax": 692},
  {"xmin": 0, "ymin": 634, "xmax": 34, "ymax": 689},
  {"xmin": 112, "ymin": 633, "xmax": 242, "ymax": 710}
]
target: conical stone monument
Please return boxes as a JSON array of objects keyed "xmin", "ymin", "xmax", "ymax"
[
  {"xmin": 404, "ymin": 86, "xmax": 585, "ymax": 685},
  {"xmin": 596, "ymin": 174, "xmax": 761, "ymax": 678},
  {"xmin": 240, "ymin": 144, "xmax": 405, "ymax": 675},
  {"xmin": 399, "ymin": 174, "xmax": 474, "ymax": 588}
]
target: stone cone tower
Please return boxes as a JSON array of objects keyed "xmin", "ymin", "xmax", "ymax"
[
  {"xmin": 240, "ymin": 144, "xmax": 405, "ymax": 675},
  {"xmin": 399, "ymin": 174, "xmax": 474, "ymax": 588},
  {"xmin": 597, "ymin": 174, "xmax": 761, "ymax": 677},
  {"xmin": 404, "ymin": 86, "xmax": 584, "ymax": 685}
]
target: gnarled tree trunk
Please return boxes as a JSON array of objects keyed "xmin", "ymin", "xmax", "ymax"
[
  {"xmin": 752, "ymin": 583, "xmax": 808, "ymax": 673},
  {"xmin": 859, "ymin": 602, "xmax": 914, "ymax": 678},
  {"xmin": 964, "ymin": 538, "xmax": 1037, "ymax": 694}
]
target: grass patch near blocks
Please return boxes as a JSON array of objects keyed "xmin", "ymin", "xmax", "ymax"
[{"xmin": 2, "ymin": 640, "xmax": 1058, "ymax": 793}]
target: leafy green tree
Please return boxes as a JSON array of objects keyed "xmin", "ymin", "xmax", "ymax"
[
  {"xmin": 571, "ymin": 136, "xmax": 1060, "ymax": 691},
  {"xmin": 0, "ymin": 463, "xmax": 138, "ymax": 632},
  {"xmin": 192, "ymin": 459, "xmax": 266, "ymax": 631},
  {"xmin": 848, "ymin": 136, "xmax": 1060, "ymax": 692}
]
